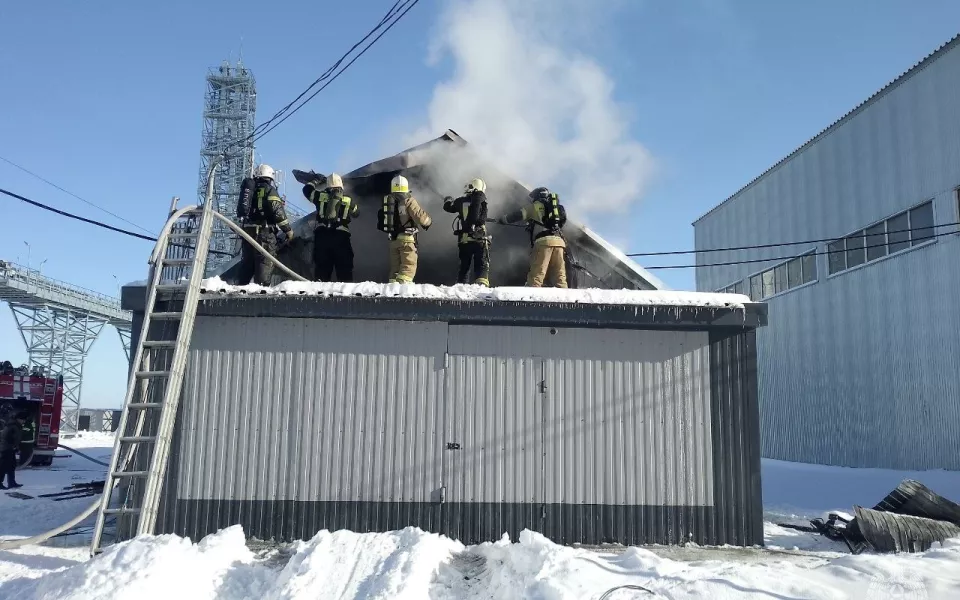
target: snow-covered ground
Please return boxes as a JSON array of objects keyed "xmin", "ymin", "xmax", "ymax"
[
  {"xmin": 200, "ymin": 276, "xmax": 752, "ymax": 308},
  {"xmin": 1, "ymin": 435, "xmax": 959, "ymax": 599}
]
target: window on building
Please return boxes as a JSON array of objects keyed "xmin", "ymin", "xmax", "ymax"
[
  {"xmin": 828, "ymin": 201, "xmax": 934, "ymax": 275},
  {"xmin": 787, "ymin": 257, "xmax": 802, "ymax": 288},
  {"xmin": 801, "ymin": 252, "xmax": 817, "ymax": 283},
  {"xmin": 910, "ymin": 202, "xmax": 934, "ymax": 245},
  {"xmin": 865, "ymin": 222, "xmax": 887, "ymax": 262},
  {"xmin": 762, "ymin": 269, "xmax": 775, "ymax": 298},
  {"xmin": 718, "ymin": 280, "xmax": 747, "ymax": 295},
  {"xmin": 749, "ymin": 249, "xmax": 817, "ymax": 300},
  {"xmin": 828, "ymin": 240, "xmax": 846, "ymax": 275},
  {"xmin": 846, "ymin": 232, "xmax": 866, "ymax": 268},
  {"xmin": 887, "ymin": 212, "xmax": 910, "ymax": 253}
]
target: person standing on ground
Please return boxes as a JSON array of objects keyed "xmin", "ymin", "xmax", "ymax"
[
  {"xmin": 236, "ymin": 164, "xmax": 294, "ymax": 285},
  {"xmin": 1, "ymin": 413, "xmax": 25, "ymax": 489},
  {"xmin": 19, "ymin": 415, "xmax": 34, "ymax": 466},
  {"xmin": 498, "ymin": 186, "xmax": 568, "ymax": 288},
  {"xmin": 443, "ymin": 178, "xmax": 491, "ymax": 286},
  {"xmin": 378, "ymin": 175, "xmax": 432, "ymax": 283},
  {"xmin": 303, "ymin": 173, "xmax": 359, "ymax": 282}
]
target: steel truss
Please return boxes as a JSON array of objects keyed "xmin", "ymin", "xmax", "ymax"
[{"xmin": 0, "ymin": 261, "xmax": 132, "ymax": 434}]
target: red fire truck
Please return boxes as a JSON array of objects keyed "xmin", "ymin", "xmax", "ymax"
[{"xmin": 0, "ymin": 362, "xmax": 64, "ymax": 466}]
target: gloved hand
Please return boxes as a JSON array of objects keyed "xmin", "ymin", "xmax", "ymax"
[
  {"xmin": 278, "ymin": 230, "xmax": 294, "ymax": 244},
  {"xmin": 443, "ymin": 196, "xmax": 454, "ymax": 203}
]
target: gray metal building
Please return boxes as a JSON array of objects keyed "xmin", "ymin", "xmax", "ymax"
[
  {"xmin": 121, "ymin": 288, "xmax": 766, "ymax": 546},
  {"xmin": 694, "ymin": 35, "xmax": 960, "ymax": 470}
]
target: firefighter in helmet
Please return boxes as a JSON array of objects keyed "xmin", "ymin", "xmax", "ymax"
[
  {"xmin": 303, "ymin": 173, "xmax": 359, "ymax": 282},
  {"xmin": 0, "ymin": 413, "xmax": 24, "ymax": 489},
  {"xmin": 443, "ymin": 178, "xmax": 491, "ymax": 286},
  {"xmin": 498, "ymin": 186, "xmax": 568, "ymax": 287},
  {"xmin": 378, "ymin": 175, "xmax": 432, "ymax": 283},
  {"xmin": 236, "ymin": 164, "xmax": 294, "ymax": 285}
]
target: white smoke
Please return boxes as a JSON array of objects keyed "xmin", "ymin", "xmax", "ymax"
[{"xmin": 406, "ymin": 0, "xmax": 655, "ymax": 222}]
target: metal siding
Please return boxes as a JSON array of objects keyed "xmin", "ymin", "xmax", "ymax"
[
  {"xmin": 695, "ymin": 42, "xmax": 960, "ymax": 469},
  {"xmin": 175, "ymin": 316, "xmax": 447, "ymax": 504},
  {"xmin": 159, "ymin": 317, "xmax": 762, "ymax": 546}
]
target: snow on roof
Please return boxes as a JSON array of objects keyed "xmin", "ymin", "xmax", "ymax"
[{"xmin": 200, "ymin": 277, "xmax": 749, "ymax": 308}]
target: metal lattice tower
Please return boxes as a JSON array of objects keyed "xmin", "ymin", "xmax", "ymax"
[
  {"xmin": 0, "ymin": 260, "xmax": 132, "ymax": 434},
  {"xmin": 198, "ymin": 60, "xmax": 256, "ymax": 276}
]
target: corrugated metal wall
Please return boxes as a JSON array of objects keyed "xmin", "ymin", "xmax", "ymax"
[
  {"xmin": 694, "ymin": 41, "xmax": 960, "ymax": 469},
  {"xmin": 157, "ymin": 315, "xmax": 762, "ymax": 546}
]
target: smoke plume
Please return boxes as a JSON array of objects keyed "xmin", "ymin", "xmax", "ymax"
[{"xmin": 405, "ymin": 0, "xmax": 655, "ymax": 222}]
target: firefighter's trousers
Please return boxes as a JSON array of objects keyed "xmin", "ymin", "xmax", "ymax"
[
  {"xmin": 238, "ymin": 226, "xmax": 279, "ymax": 286},
  {"xmin": 388, "ymin": 239, "xmax": 418, "ymax": 283},
  {"xmin": 457, "ymin": 241, "xmax": 490, "ymax": 286},
  {"xmin": 0, "ymin": 450, "xmax": 17, "ymax": 487},
  {"xmin": 314, "ymin": 228, "xmax": 355, "ymax": 282},
  {"xmin": 526, "ymin": 238, "xmax": 568, "ymax": 288}
]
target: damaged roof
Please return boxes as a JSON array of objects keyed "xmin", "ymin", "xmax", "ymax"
[{"xmin": 221, "ymin": 130, "xmax": 664, "ymax": 290}]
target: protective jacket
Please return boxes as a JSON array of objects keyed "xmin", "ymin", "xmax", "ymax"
[
  {"xmin": 244, "ymin": 178, "xmax": 292, "ymax": 235},
  {"xmin": 381, "ymin": 192, "xmax": 432, "ymax": 242},
  {"xmin": 443, "ymin": 192, "xmax": 489, "ymax": 245},
  {"xmin": 502, "ymin": 200, "xmax": 565, "ymax": 248},
  {"xmin": 303, "ymin": 183, "xmax": 359, "ymax": 233},
  {"xmin": 20, "ymin": 421, "xmax": 34, "ymax": 444}
]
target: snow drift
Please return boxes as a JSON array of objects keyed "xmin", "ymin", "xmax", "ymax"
[
  {"xmin": 200, "ymin": 277, "xmax": 751, "ymax": 308},
  {"xmin": 4, "ymin": 525, "xmax": 960, "ymax": 599}
]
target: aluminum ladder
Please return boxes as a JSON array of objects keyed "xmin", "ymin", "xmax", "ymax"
[{"xmin": 91, "ymin": 167, "xmax": 218, "ymax": 555}]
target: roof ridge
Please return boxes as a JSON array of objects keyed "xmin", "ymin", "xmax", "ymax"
[{"xmin": 693, "ymin": 32, "xmax": 960, "ymax": 225}]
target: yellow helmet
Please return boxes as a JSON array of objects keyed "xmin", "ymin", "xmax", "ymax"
[
  {"xmin": 391, "ymin": 175, "xmax": 409, "ymax": 193},
  {"xmin": 465, "ymin": 178, "xmax": 486, "ymax": 194},
  {"xmin": 327, "ymin": 173, "xmax": 344, "ymax": 189}
]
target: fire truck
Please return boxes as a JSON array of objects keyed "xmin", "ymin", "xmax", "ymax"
[{"xmin": 0, "ymin": 361, "xmax": 64, "ymax": 466}]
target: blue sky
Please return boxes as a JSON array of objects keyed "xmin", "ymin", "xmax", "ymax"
[{"xmin": 2, "ymin": 0, "xmax": 959, "ymax": 409}]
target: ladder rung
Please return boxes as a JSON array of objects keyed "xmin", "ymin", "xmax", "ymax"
[
  {"xmin": 151, "ymin": 312, "xmax": 183, "ymax": 320},
  {"xmin": 155, "ymin": 284, "xmax": 187, "ymax": 293},
  {"xmin": 103, "ymin": 507, "xmax": 141, "ymax": 516},
  {"xmin": 112, "ymin": 471, "xmax": 148, "ymax": 478},
  {"xmin": 142, "ymin": 340, "xmax": 178, "ymax": 349},
  {"xmin": 168, "ymin": 232, "xmax": 198, "ymax": 239},
  {"xmin": 135, "ymin": 370, "xmax": 170, "ymax": 379},
  {"xmin": 162, "ymin": 258, "xmax": 194, "ymax": 265},
  {"xmin": 119, "ymin": 436, "xmax": 156, "ymax": 444},
  {"xmin": 127, "ymin": 402, "xmax": 163, "ymax": 410}
]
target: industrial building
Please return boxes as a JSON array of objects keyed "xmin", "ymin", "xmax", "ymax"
[
  {"xmin": 694, "ymin": 35, "xmax": 960, "ymax": 470},
  {"xmin": 119, "ymin": 284, "xmax": 766, "ymax": 547}
]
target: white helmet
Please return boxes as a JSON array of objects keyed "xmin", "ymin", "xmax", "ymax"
[
  {"xmin": 391, "ymin": 175, "xmax": 409, "ymax": 193},
  {"xmin": 255, "ymin": 164, "xmax": 275, "ymax": 181},
  {"xmin": 327, "ymin": 173, "xmax": 344, "ymax": 189},
  {"xmin": 465, "ymin": 178, "xmax": 486, "ymax": 194}
]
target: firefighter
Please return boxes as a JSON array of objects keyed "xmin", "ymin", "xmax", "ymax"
[
  {"xmin": 302, "ymin": 173, "xmax": 359, "ymax": 282},
  {"xmin": 19, "ymin": 415, "xmax": 34, "ymax": 466},
  {"xmin": 236, "ymin": 164, "xmax": 294, "ymax": 286},
  {"xmin": 0, "ymin": 413, "xmax": 24, "ymax": 489},
  {"xmin": 443, "ymin": 178, "xmax": 491, "ymax": 286},
  {"xmin": 498, "ymin": 186, "xmax": 568, "ymax": 288},
  {"xmin": 377, "ymin": 175, "xmax": 432, "ymax": 283}
]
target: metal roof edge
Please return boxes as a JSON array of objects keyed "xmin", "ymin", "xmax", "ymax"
[{"xmin": 692, "ymin": 33, "xmax": 960, "ymax": 226}]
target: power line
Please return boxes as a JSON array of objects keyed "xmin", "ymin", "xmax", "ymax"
[
  {"xmin": 626, "ymin": 221, "xmax": 959, "ymax": 258},
  {"xmin": 0, "ymin": 155, "xmax": 156, "ymax": 236},
  {"xmin": 251, "ymin": 0, "xmax": 422, "ymax": 144},
  {"xmin": 0, "ymin": 187, "xmax": 233, "ymax": 256},
  {"xmin": 247, "ymin": 0, "xmax": 406, "ymax": 143},
  {"xmin": 644, "ymin": 226, "xmax": 957, "ymax": 270}
]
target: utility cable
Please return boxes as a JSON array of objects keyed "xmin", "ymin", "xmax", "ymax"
[
  {"xmin": 246, "ymin": 0, "xmax": 406, "ymax": 142},
  {"xmin": 644, "ymin": 227, "xmax": 956, "ymax": 270},
  {"xmin": 626, "ymin": 220, "xmax": 960, "ymax": 258},
  {"xmin": 251, "ymin": 0, "xmax": 422, "ymax": 143},
  {"xmin": 1, "ymin": 187, "xmax": 233, "ymax": 256},
  {"xmin": 0, "ymin": 155, "xmax": 156, "ymax": 236}
]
